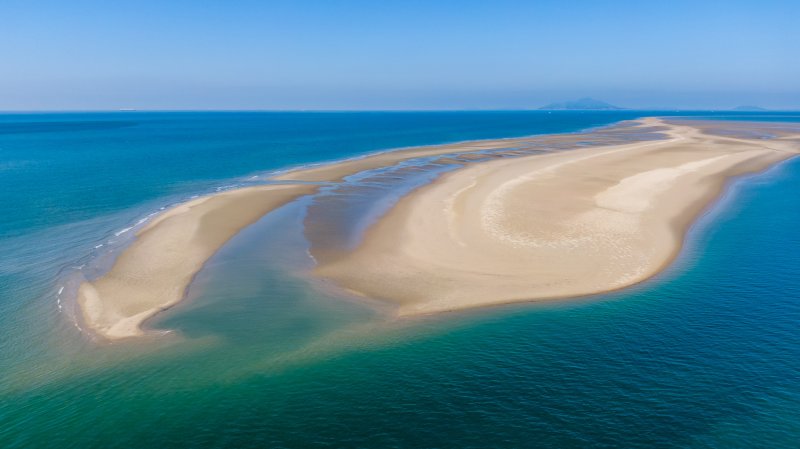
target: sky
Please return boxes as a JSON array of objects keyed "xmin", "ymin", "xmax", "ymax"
[{"xmin": 2, "ymin": 0, "xmax": 799, "ymax": 110}]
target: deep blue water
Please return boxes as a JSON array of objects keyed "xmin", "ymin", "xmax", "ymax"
[{"xmin": 1, "ymin": 111, "xmax": 799, "ymax": 448}]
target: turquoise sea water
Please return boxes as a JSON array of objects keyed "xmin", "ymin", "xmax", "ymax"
[{"xmin": 1, "ymin": 111, "xmax": 799, "ymax": 448}]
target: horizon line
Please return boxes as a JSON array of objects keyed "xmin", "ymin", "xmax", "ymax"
[{"xmin": 1, "ymin": 108, "xmax": 800, "ymax": 114}]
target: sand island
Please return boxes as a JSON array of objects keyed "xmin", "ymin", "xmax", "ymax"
[{"xmin": 77, "ymin": 118, "xmax": 800, "ymax": 339}]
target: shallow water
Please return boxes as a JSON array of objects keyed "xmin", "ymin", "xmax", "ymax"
[{"xmin": 1, "ymin": 111, "xmax": 800, "ymax": 448}]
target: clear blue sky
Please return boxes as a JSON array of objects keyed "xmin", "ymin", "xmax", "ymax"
[{"xmin": 2, "ymin": 0, "xmax": 798, "ymax": 110}]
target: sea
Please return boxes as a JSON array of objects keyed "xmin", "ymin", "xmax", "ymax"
[{"xmin": 1, "ymin": 111, "xmax": 799, "ymax": 448}]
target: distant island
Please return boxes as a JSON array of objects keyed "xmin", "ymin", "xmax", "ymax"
[
  {"xmin": 539, "ymin": 97, "xmax": 624, "ymax": 110},
  {"xmin": 732, "ymin": 105, "xmax": 768, "ymax": 111}
]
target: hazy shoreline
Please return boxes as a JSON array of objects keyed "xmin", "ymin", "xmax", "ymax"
[{"xmin": 75, "ymin": 117, "xmax": 800, "ymax": 339}]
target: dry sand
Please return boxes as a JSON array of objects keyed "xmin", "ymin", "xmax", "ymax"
[{"xmin": 315, "ymin": 119, "xmax": 800, "ymax": 315}]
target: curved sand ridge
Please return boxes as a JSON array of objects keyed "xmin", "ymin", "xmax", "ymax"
[
  {"xmin": 78, "ymin": 185, "xmax": 316, "ymax": 339},
  {"xmin": 315, "ymin": 118, "xmax": 800, "ymax": 315}
]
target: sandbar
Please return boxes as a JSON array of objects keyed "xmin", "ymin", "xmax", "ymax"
[
  {"xmin": 315, "ymin": 118, "xmax": 800, "ymax": 314},
  {"xmin": 76, "ymin": 117, "xmax": 800, "ymax": 339}
]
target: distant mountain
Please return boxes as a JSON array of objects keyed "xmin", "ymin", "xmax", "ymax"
[
  {"xmin": 539, "ymin": 97, "xmax": 624, "ymax": 110},
  {"xmin": 731, "ymin": 105, "xmax": 767, "ymax": 111}
]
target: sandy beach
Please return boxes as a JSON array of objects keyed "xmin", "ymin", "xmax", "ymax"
[
  {"xmin": 77, "ymin": 118, "xmax": 800, "ymax": 339},
  {"xmin": 315, "ymin": 118, "xmax": 800, "ymax": 314}
]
